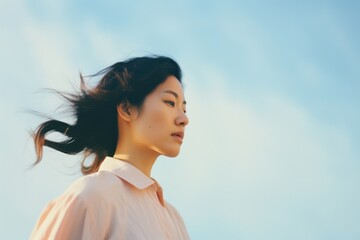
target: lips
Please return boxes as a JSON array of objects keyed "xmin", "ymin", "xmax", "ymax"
[{"xmin": 171, "ymin": 131, "xmax": 184, "ymax": 143}]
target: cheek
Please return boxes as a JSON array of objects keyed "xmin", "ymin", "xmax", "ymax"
[
  {"xmin": 136, "ymin": 106, "xmax": 170, "ymax": 139},
  {"xmin": 145, "ymin": 108, "xmax": 169, "ymax": 132}
]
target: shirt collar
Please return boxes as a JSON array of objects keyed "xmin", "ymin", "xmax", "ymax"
[{"xmin": 98, "ymin": 156, "xmax": 155, "ymax": 190}]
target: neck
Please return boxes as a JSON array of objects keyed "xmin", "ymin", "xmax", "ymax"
[
  {"xmin": 113, "ymin": 146, "xmax": 159, "ymax": 177},
  {"xmin": 115, "ymin": 119, "xmax": 160, "ymax": 177}
]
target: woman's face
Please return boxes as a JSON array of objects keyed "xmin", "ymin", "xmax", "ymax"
[{"xmin": 130, "ymin": 76, "xmax": 189, "ymax": 157}]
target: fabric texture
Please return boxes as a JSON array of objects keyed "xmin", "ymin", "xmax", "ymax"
[{"xmin": 30, "ymin": 156, "xmax": 190, "ymax": 240}]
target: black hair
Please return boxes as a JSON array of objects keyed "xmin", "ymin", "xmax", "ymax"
[{"xmin": 32, "ymin": 55, "xmax": 182, "ymax": 174}]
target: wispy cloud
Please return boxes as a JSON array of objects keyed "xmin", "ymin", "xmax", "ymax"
[
  {"xmin": 1, "ymin": 1, "xmax": 359, "ymax": 239},
  {"xmin": 165, "ymin": 70, "xmax": 360, "ymax": 238}
]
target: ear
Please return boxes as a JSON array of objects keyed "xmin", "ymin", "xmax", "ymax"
[{"xmin": 117, "ymin": 102, "xmax": 132, "ymax": 122}]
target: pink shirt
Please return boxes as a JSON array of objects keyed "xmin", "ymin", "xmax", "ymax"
[{"xmin": 30, "ymin": 157, "xmax": 190, "ymax": 239}]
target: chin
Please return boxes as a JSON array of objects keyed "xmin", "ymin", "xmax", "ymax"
[
  {"xmin": 152, "ymin": 144, "xmax": 181, "ymax": 158},
  {"xmin": 165, "ymin": 151, "xmax": 180, "ymax": 158},
  {"xmin": 161, "ymin": 148, "xmax": 181, "ymax": 158}
]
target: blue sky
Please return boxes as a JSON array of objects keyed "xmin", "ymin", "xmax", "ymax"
[{"xmin": 1, "ymin": 0, "xmax": 359, "ymax": 239}]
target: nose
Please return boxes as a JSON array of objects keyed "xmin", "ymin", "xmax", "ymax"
[{"xmin": 175, "ymin": 111, "xmax": 189, "ymax": 127}]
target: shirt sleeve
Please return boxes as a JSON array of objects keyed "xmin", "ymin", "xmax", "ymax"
[{"xmin": 29, "ymin": 192, "xmax": 103, "ymax": 240}]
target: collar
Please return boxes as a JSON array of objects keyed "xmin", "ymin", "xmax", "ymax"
[{"xmin": 98, "ymin": 156, "xmax": 155, "ymax": 190}]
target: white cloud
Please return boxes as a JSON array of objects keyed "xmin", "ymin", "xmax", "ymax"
[
  {"xmin": 1, "ymin": 1, "xmax": 359, "ymax": 239},
  {"xmin": 172, "ymin": 75, "xmax": 360, "ymax": 238},
  {"xmin": 80, "ymin": 21, "xmax": 140, "ymax": 65},
  {"xmin": 22, "ymin": 21, "xmax": 78, "ymax": 89}
]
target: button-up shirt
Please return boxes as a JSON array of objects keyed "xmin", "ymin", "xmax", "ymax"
[{"xmin": 30, "ymin": 156, "xmax": 190, "ymax": 239}]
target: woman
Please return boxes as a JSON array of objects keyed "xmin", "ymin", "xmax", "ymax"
[{"xmin": 30, "ymin": 55, "xmax": 190, "ymax": 239}]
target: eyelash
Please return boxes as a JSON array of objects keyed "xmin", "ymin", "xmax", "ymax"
[
  {"xmin": 164, "ymin": 100, "xmax": 175, "ymax": 107},
  {"xmin": 164, "ymin": 101, "xmax": 187, "ymax": 114}
]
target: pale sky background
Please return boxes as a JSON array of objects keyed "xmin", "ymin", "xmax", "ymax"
[{"xmin": 1, "ymin": 0, "xmax": 359, "ymax": 239}]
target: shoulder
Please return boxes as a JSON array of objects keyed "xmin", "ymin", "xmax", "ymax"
[
  {"xmin": 165, "ymin": 201, "xmax": 186, "ymax": 223},
  {"xmin": 164, "ymin": 202, "xmax": 190, "ymax": 237},
  {"xmin": 61, "ymin": 170, "xmax": 126, "ymax": 206},
  {"xmin": 30, "ymin": 171, "xmax": 127, "ymax": 239}
]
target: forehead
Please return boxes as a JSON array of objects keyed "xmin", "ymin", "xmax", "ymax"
[{"xmin": 154, "ymin": 76, "xmax": 185, "ymax": 98}]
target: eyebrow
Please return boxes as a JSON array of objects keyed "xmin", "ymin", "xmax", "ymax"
[{"xmin": 163, "ymin": 90, "xmax": 187, "ymax": 105}]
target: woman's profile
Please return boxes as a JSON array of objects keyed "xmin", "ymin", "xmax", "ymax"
[{"xmin": 29, "ymin": 55, "xmax": 190, "ymax": 239}]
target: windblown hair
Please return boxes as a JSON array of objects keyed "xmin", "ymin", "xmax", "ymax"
[{"xmin": 32, "ymin": 55, "xmax": 182, "ymax": 175}]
